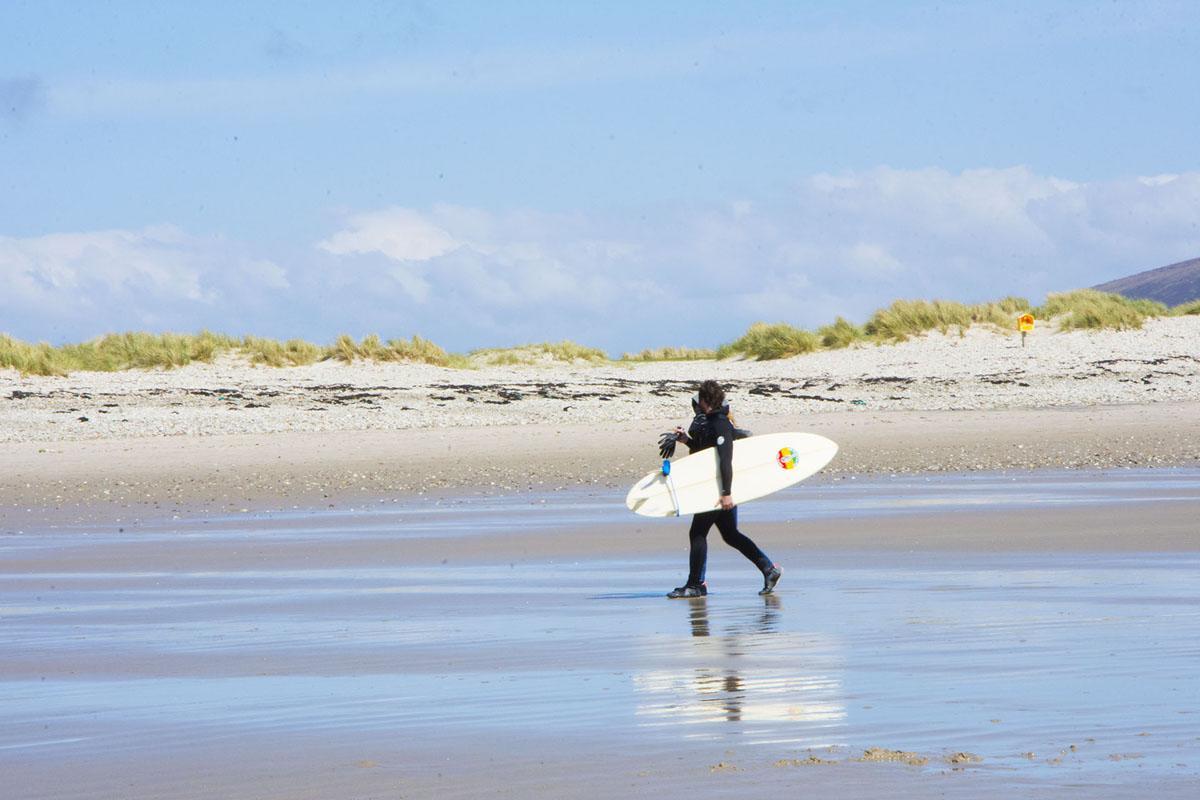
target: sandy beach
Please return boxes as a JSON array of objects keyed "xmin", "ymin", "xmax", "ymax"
[
  {"xmin": 3, "ymin": 321, "xmax": 1200, "ymax": 799},
  {"xmin": 2, "ymin": 317, "xmax": 1199, "ymax": 525},
  {"xmin": 4, "ymin": 318, "xmax": 1199, "ymax": 443}
]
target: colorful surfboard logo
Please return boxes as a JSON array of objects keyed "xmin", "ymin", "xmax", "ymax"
[{"xmin": 777, "ymin": 447, "xmax": 798, "ymax": 470}]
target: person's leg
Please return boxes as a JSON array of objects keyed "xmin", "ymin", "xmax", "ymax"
[
  {"xmin": 669, "ymin": 512, "xmax": 717, "ymax": 597},
  {"xmin": 714, "ymin": 507, "xmax": 772, "ymax": 573},
  {"xmin": 715, "ymin": 507, "xmax": 783, "ymax": 593},
  {"xmin": 687, "ymin": 511, "xmax": 719, "ymax": 586}
]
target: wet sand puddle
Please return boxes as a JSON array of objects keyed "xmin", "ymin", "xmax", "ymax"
[{"xmin": 2, "ymin": 470, "xmax": 1199, "ymax": 798}]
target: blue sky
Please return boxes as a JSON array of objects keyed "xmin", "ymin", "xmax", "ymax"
[{"xmin": 3, "ymin": 1, "xmax": 1199, "ymax": 352}]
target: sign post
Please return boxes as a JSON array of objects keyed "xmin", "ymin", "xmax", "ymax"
[{"xmin": 1018, "ymin": 313, "xmax": 1035, "ymax": 347}]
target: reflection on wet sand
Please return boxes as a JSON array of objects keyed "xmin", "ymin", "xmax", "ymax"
[
  {"xmin": 5, "ymin": 471, "xmax": 1199, "ymax": 800},
  {"xmin": 634, "ymin": 596, "xmax": 845, "ymax": 742}
]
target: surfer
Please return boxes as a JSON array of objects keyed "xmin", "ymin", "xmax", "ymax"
[{"xmin": 662, "ymin": 380, "xmax": 783, "ymax": 598}]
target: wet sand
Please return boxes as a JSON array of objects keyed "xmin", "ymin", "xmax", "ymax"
[
  {"xmin": 4, "ymin": 401, "xmax": 1200, "ymax": 529},
  {"xmin": 3, "ymin": 470, "xmax": 1199, "ymax": 799}
]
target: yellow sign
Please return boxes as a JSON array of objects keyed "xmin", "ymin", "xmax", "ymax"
[{"xmin": 1018, "ymin": 313, "xmax": 1035, "ymax": 332}]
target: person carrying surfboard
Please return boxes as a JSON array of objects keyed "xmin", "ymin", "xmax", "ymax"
[{"xmin": 663, "ymin": 380, "xmax": 783, "ymax": 598}]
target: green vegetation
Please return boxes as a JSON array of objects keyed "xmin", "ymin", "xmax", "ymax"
[
  {"xmin": 2, "ymin": 330, "xmax": 466, "ymax": 376},
  {"xmin": 1034, "ymin": 289, "xmax": 1165, "ymax": 331},
  {"xmin": 467, "ymin": 340, "xmax": 609, "ymax": 366},
  {"xmin": 1, "ymin": 331, "xmax": 241, "ymax": 376},
  {"xmin": 61, "ymin": 331, "xmax": 241, "ymax": 370},
  {"xmin": 863, "ymin": 298, "xmax": 1032, "ymax": 342},
  {"xmin": 863, "ymin": 299, "xmax": 974, "ymax": 341},
  {"xmin": 620, "ymin": 346, "xmax": 717, "ymax": 361},
  {"xmin": 2, "ymin": 290, "xmax": 1189, "ymax": 375},
  {"xmin": 329, "ymin": 334, "xmax": 456, "ymax": 366},
  {"xmin": 816, "ymin": 316, "xmax": 865, "ymax": 349},
  {"xmin": 1, "ymin": 335, "xmax": 68, "ymax": 377},
  {"xmin": 241, "ymin": 336, "xmax": 325, "ymax": 367},
  {"xmin": 716, "ymin": 322, "xmax": 819, "ymax": 360},
  {"xmin": 1173, "ymin": 299, "xmax": 1200, "ymax": 316},
  {"xmin": 714, "ymin": 290, "xmax": 1172, "ymax": 361},
  {"xmin": 385, "ymin": 335, "xmax": 464, "ymax": 367}
]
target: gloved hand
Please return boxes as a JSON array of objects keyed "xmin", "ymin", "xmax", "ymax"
[{"xmin": 658, "ymin": 431, "xmax": 678, "ymax": 459}]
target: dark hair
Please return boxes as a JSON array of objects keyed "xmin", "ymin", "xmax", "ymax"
[{"xmin": 697, "ymin": 380, "xmax": 725, "ymax": 410}]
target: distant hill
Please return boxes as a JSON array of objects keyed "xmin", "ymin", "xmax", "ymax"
[{"xmin": 1093, "ymin": 256, "xmax": 1200, "ymax": 306}]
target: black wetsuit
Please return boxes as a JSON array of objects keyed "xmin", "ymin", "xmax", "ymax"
[{"xmin": 684, "ymin": 407, "xmax": 772, "ymax": 587}]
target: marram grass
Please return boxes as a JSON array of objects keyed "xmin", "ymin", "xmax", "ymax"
[
  {"xmin": 862, "ymin": 299, "xmax": 1031, "ymax": 341},
  {"xmin": 1, "ymin": 289, "xmax": 1187, "ymax": 375},
  {"xmin": 241, "ymin": 336, "xmax": 325, "ymax": 367},
  {"xmin": 1034, "ymin": 290, "xmax": 1166, "ymax": 331},
  {"xmin": 1173, "ymin": 300, "xmax": 1200, "ymax": 316},
  {"xmin": 1, "ymin": 331, "xmax": 465, "ymax": 376},
  {"xmin": 716, "ymin": 323, "xmax": 819, "ymax": 360},
  {"xmin": 719, "ymin": 290, "xmax": 1168, "ymax": 361},
  {"xmin": 620, "ymin": 346, "xmax": 718, "ymax": 361},
  {"xmin": 467, "ymin": 340, "xmax": 609, "ymax": 367},
  {"xmin": 1, "ymin": 331, "xmax": 242, "ymax": 376},
  {"xmin": 816, "ymin": 316, "xmax": 865, "ymax": 349},
  {"xmin": 329, "ymin": 334, "xmax": 455, "ymax": 366}
]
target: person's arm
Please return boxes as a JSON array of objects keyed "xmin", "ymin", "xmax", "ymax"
[{"xmin": 712, "ymin": 416, "xmax": 735, "ymax": 500}]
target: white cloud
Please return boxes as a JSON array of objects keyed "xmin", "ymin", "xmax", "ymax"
[
  {"xmin": 313, "ymin": 169, "xmax": 1200, "ymax": 348},
  {"xmin": 0, "ymin": 226, "xmax": 289, "ymax": 338},
  {"xmin": 6, "ymin": 166, "xmax": 1199, "ymax": 352},
  {"xmin": 3, "ymin": 226, "xmax": 208, "ymax": 307},
  {"xmin": 317, "ymin": 205, "xmax": 644, "ymax": 316},
  {"xmin": 843, "ymin": 243, "xmax": 902, "ymax": 277},
  {"xmin": 317, "ymin": 207, "xmax": 460, "ymax": 263},
  {"xmin": 776, "ymin": 167, "xmax": 1200, "ymax": 305}
]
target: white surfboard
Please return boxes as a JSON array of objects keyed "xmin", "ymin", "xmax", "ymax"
[{"xmin": 625, "ymin": 432, "xmax": 838, "ymax": 517}]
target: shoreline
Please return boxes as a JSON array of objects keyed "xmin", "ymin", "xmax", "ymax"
[{"xmin": 3, "ymin": 402, "xmax": 1199, "ymax": 529}]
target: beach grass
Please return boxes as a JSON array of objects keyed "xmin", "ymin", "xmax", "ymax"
[
  {"xmin": 1, "ymin": 331, "xmax": 242, "ymax": 376},
  {"xmin": 712, "ymin": 291, "xmax": 1164, "ymax": 360},
  {"xmin": 242, "ymin": 336, "xmax": 325, "ymax": 367},
  {"xmin": 467, "ymin": 340, "xmax": 609, "ymax": 366},
  {"xmin": 329, "ymin": 334, "xmax": 458, "ymax": 366},
  {"xmin": 619, "ymin": 346, "xmax": 718, "ymax": 361},
  {"xmin": 862, "ymin": 298, "xmax": 1032, "ymax": 341},
  {"xmin": 3, "ymin": 289, "xmax": 1188, "ymax": 375},
  {"xmin": 864, "ymin": 299, "xmax": 974, "ymax": 341},
  {"xmin": 1, "ymin": 335, "xmax": 69, "ymax": 377},
  {"xmin": 716, "ymin": 322, "xmax": 820, "ymax": 360},
  {"xmin": 1035, "ymin": 290, "xmax": 1166, "ymax": 330},
  {"xmin": 1171, "ymin": 300, "xmax": 1200, "ymax": 316},
  {"xmin": 816, "ymin": 316, "xmax": 866, "ymax": 349},
  {"xmin": 66, "ymin": 331, "xmax": 242, "ymax": 370},
  {"xmin": 2, "ymin": 331, "xmax": 462, "ymax": 376}
]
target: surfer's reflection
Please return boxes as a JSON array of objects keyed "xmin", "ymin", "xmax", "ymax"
[
  {"xmin": 683, "ymin": 596, "xmax": 780, "ymax": 722},
  {"xmin": 634, "ymin": 596, "xmax": 844, "ymax": 737}
]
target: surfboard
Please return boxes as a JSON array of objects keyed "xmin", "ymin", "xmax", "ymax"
[{"xmin": 625, "ymin": 432, "xmax": 838, "ymax": 517}]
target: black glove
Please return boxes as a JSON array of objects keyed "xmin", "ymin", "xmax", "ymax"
[{"xmin": 658, "ymin": 431, "xmax": 678, "ymax": 459}]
